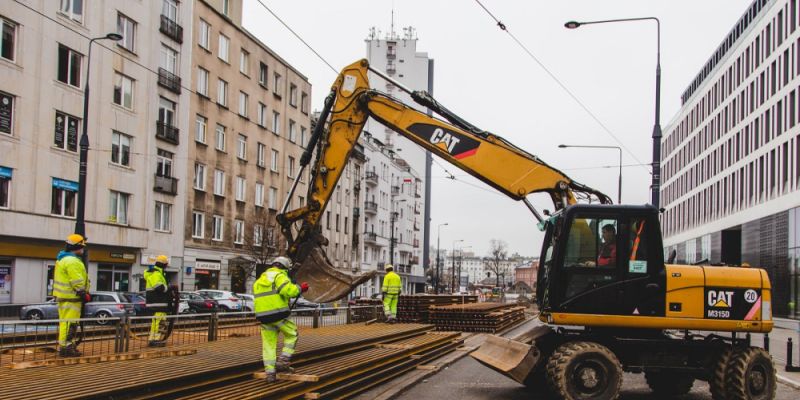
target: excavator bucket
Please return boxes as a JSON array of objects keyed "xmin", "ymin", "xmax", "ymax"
[
  {"xmin": 293, "ymin": 243, "xmax": 377, "ymax": 303},
  {"xmin": 471, "ymin": 335, "xmax": 541, "ymax": 384}
]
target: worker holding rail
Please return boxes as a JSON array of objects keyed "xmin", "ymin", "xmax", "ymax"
[
  {"xmin": 382, "ymin": 264, "xmax": 402, "ymax": 323},
  {"xmin": 144, "ymin": 255, "xmax": 170, "ymax": 347},
  {"xmin": 53, "ymin": 234, "xmax": 90, "ymax": 357},
  {"xmin": 254, "ymin": 256, "xmax": 309, "ymax": 383}
]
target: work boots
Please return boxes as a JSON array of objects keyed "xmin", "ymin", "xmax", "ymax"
[
  {"xmin": 276, "ymin": 355, "xmax": 294, "ymax": 373},
  {"xmin": 265, "ymin": 372, "xmax": 277, "ymax": 384},
  {"xmin": 386, "ymin": 316, "xmax": 397, "ymax": 324},
  {"xmin": 59, "ymin": 345, "xmax": 82, "ymax": 358},
  {"xmin": 148, "ymin": 340, "xmax": 166, "ymax": 348}
]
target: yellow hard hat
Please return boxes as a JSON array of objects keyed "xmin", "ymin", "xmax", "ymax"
[
  {"xmin": 66, "ymin": 234, "xmax": 86, "ymax": 246},
  {"xmin": 385, "ymin": 264, "xmax": 394, "ymax": 271},
  {"xmin": 156, "ymin": 255, "xmax": 169, "ymax": 264}
]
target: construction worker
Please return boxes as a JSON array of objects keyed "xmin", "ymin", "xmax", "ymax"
[
  {"xmin": 382, "ymin": 264, "xmax": 401, "ymax": 323},
  {"xmin": 254, "ymin": 256, "xmax": 309, "ymax": 383},
  {"xmin": 53, "ymin": 234, "xmax": 89, "ymax": 357},
  {"xmin": 145, "ymin": 255, "xmax": 170, "ymax": 347}
]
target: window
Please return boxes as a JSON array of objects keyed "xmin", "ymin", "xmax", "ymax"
[
  {"xmin": 255, "ymin": 183, "xmax": 264, "ymax": 207},
  {"xmin": 111, "ymin": 131, "xmax": 131, "ymax": 167},
  {"xmin": 54, "ymin": 111, "xmax": 79, "ymax": 152},
  {"xmin": 268, "ymin": 187, "xmax": 278, "ymax": 209},
  {"xmin": 192, "ymin": 211, "xmax": 204, "ymax": 238},
  {"xmin": 195, "ymin": 115, "xmax": 207, "ymax": 143},
  {"xmin": 57, "ymin": 44, "xmax": 82, "ymax": 87},
  {"xmin": 288, "ymin": 156, "xmax": 296, "ymax": 178},
  {"xmin": 300, "ymin": 126, "xmax": 307, "ymax": 148},
  {"xmin": 273, "ymin": 72, "xmax": 282, "ymax": 95},
  {"xmin": 160, "ymin": 44, "xmax": 178, "ymax": 74},
  {"xmin": 158, "ymin": 97, "xmax": 176, "ymax": 127},
  {"xmin": 51, "ymin": 178, "xmax": 77, "ymax": 217},
  {"xmin": 288, "ymin": 119, "xmax": 296, "ymax": 142},
  {"xmin": 197, "ymin": 67, "xmax": 209, "ymax": 95},
  {"xmin": 222, "ymin": 0, "xmax": 230, "ymax": 16},
  {"xmin": 259, "ymin": 63, "xmax": 268, "ymax": 87},
  {"xmin": 215, "ymin": 123, "xmax": 226, "ymax": 151},
  {"xmin": 218, "ymin": 34, "xmax": 229, "ymax": 62},
  {"xmin": 154, "ymin": 202, "xmax": 171, "ymax": 231},
  {"xmin": 214, "ymin": 169, "xmax": 225, "ymax": 196},
  {"xmin": 198, "ymin": 19, "xmax": 210, "ymax": 50},
  {"xmin": 194, "ymin": 162, "xmax": 206, "ymax": 190},
  {"xmin": 0, "ymin": 171, "xmax": 9, "ymax": 208},
  {"xmin": 235, "ymin": 176, "xmax": 246, "ymax": 201},
  {"xmin": 238, "ymin": 91, "xmax": 248, "ymax": 117},
  {"xmin": 301, "ymin": 92, "xmax": 308, "ymax": 114},
  {"xmin": 212, "ymin": 215, "xmax": 223, "ymax": 241},
  {"xmin": 108, "ymin": 191, "xmax": 129, "ymax": 224},
  {"xmin": 272, "ymin": 111, "xmax": 280, "ymax": 134},
  {"xmin": 0, "ymin": 92, "xmax": 13, "ymax": 135},
  {"xmin": 59, "ymin": 0, "xmax": 83, "ymax": 23},
  {"xmin": 289, "ymin": 84, "xmax": 297, "ymax": 107},
  {"xmin": 257, "ymin": 143, "xmax": 266, "ymax": 167},
  {"xmin": 562, "ymin": 217, "xmax": 619, "ymax": 297},
  {"xmin": 234, "ymin": 220, "xmax": 244, "ymax": 244},
  {"xmin": 257, "ymin": 102, "xmax": 267, "ymax": 126},
  {"xmin": 253, "ymin": 224, "xmax": 263, "ymax": 246},
  {"xmin": 116, "ymin": 13, "xmax": 136, "ymax": 52},
  {"xmin": 113, "ymin": 72, "xmax": 134, "ymax": 109},
  {"xmin": 237, "ymin": 134, "xmax": 247, "ymax": 159},
  {"xmin": 239, "ymin": 49, "xmax": 249, "ymax": 75},
  {"xmin": 217, "ymin": 79, "xmax": 228, "ymax": 106},
  {"xmin": 156, "ymin": 149, "xmax": 173, "ymax": 177},
  {"xmin": 270, "ymin": 149, "xmax": 279, "ymax": 172},
  {"xmin": 1, "ymin": 18, "xmax": 17, "ymax": 62},
  {"xmin": 162, "ymin": 0, "xmax": 178, "ymax": 22}
]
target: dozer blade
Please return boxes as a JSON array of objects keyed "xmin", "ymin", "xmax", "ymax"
[
  {"xmin": 471, "ymin": 334, "xmax": 540, "ymax": 384},
  {"xmin": 293, "ymin": 243, "xmax": 376, "ymax": 303}
]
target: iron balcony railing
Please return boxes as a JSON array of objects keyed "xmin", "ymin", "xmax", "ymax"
[
  {"xmin": 159, "ymin": 15, "xmax": 183, "ymax": 43},
  {"xmin": 365, "ymin": 171, "xmax": 379, "ymax": 185},
  {"xmin": 364, "ymin": 231, "xmax": 378, "ymax": 244},
  {"xmin": 364, "ymin": 201, "xmax": 378, "ymax": 213},
  {"xmin": 158, "ymin": 68, "xmax": 182, "ymax": 94},
  {"xmin": 156, "ymin": 121, "xmax": 179, "ymax": 144},
  {"xmin": 154, "ymin": 174, "xmax": 178, "ymax": 195}
]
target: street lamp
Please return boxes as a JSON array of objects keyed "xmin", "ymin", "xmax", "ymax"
[
  {"xmin": 75, "ymin": 32, "xmax": 123, "ymax": 265},
  {"xmin": 451, "ymin": 239, "xmax": 464, "ymax": 293},
  {"xmin": 559, "ymin": 144, "xmax": 622, "ymax": 204},
  {"xmin": 435, "ymin": 223, "xmax": 448, "ymax": 294},
  {"xmin": 564, "ymin": 17, "xmax": 661, "ymax": 207}
]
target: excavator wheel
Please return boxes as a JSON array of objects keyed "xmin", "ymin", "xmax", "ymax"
[
  {"xmin": 545, "ymin": 341, "xmax": 622, "ymax": 400},
  {"xmin": 724, "ymin": 347, "xmax": 776, "ymax": 400},
  {"xmin": 710, "ymin": 347, "xmax": 734, "ymax": 400},
  {"xmin": 524, "ymin": 365, "xmax": 553, "ymax": 399},
  {"xmin": 644, "ymin": 370, "xmax": 694, "ymax": 396}
]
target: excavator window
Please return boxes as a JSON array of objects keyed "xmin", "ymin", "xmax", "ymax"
[{"xmin": 562, "ymin": 217, "xmax": 619, "ymax": 299}]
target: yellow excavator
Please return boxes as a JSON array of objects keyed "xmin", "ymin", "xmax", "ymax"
[{"xmin": 277, "ymin": 59, "xmax": 776, "ymax": 400}]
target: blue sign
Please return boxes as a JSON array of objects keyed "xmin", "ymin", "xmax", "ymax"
[
  {"xmin": 52, "ymin": 177, "xmax": 79, "ymax": 192},
  {"xmin": 0, "ymin": 166, "xmax": 11, "ymax": 179}
]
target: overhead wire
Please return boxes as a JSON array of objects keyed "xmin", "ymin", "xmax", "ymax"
[{"xmin": 472, "ymin": 0, "xmax": 649, "ymax": 171}]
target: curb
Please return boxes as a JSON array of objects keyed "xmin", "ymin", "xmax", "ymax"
[{"xmin": 778, "ymin": 374, "xmax": 800, "ymax": 390}]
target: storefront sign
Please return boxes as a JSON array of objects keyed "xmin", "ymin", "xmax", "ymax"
[
  {"xmin": 0, "ymin": 166, "xmax": 11, "ymax": 179},
  {"xmin": 195, "ymin": 261, "xmax": 221, "ymax": 270},
  {"xmin": 0, "ymin": 93, "xmax": 12, "ymax": 134},
  {"xmin": 52, "ymin": 177, "xmax": 79, "ymax": 192}
]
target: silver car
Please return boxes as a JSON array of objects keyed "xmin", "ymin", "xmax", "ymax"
[
  {"xmin": 195, "ymin": 290, "xmax": 242, "ymax": 312},
  {"xmin": 20, "ymin": 291, "xmax": 134, "ymax": 324},
  {"xmin": 236, "ymin": 293, "xmax": 254, "ymax": 311}
]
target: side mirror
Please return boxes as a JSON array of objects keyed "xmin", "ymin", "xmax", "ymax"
[{"xmin": 667, "ymin": 249, "xmax": 677, "ymax": 264}]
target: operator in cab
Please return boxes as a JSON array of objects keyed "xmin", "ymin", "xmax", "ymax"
[{"xmin": 583, "ymin": 224, "xmax": 617, "ymax": 267}]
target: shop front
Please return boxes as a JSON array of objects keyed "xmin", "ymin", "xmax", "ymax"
[{"xmin": 195, "ymin": 260, "xmax": 221, "ymax": 290}]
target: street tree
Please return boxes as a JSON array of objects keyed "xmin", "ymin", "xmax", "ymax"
[{"xmin": 484, "ymin": 239, "xmax": 508, "ymax": 287}]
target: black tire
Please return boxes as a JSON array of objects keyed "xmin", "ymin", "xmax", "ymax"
[
  {"xmin": 710, "ymin": 347, "xmax": 733, "ymax": 400},
  {"xmin": 724, "ymin": 347, "xmax": 776, "ymax": 400},
  {"xmin": 94, "ymin": 311, "xmax": 112, "ymax": 325},
  {"xmin": 26, "ymin": 310, "xmax": 44, "ymax": 321},
  {"xmin": 524, "ymin": 365, "xmax": 554, "ymax": 399},
  {"xmin": 645, "ymin": 371, "xmax": 694, "ymax": 396},
  {"xmin": 545, "ymin": 341, "xmax": 622, "ymax": 400}
]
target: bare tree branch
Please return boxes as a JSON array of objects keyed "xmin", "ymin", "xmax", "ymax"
[{"xmin": 484, "ymin": 239, "xmax": 508, "ymax": 287}]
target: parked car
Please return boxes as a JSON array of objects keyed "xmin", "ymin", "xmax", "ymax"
[
  {"xmin": 236, "ymin": 293, "xmax": 254, "ymax": 311},
  {"xmin": 179, "ymin": 291, "xmax": 218, "ymax": 313},
  {"xmin": 294, "ymin": 297, "xmax": 337, "ymax": 316},
  {"xmin": 20, "ymin": 291, "xmax": 133, "ymax": 324},
  {"xmin": 125, "ymin": 292, "xmax": 188, "ymax": 315},
  {"xmin": 196, "ymin": 290, "xmax": 242, "ymax": 312}
]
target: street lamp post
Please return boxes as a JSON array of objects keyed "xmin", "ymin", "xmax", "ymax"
[
  {"xmin": 565, "ymin": 17, "xmax": 661, "ymax": 207},
  {"xmin": 451, "ymin": 239, "xmax": 463, "ymax": 293},
  {"xmin": 559, "ymin": 144, "xmax": 623, "ymax": 204},
  {"xmin": 75, "ymin": 33, "xmax": 123, "ymax": 266},
  {"xmin": 435, "ymin": 223, "xmax": 448, "ymax": 294}
]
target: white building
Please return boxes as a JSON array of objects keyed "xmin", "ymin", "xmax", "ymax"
[
  {"xmin": 0, "ymin": 0, "xmax": 191, "ymax": 303},
  {"xmin": 661, "ymin": 0, "xmax": 800, "ymax": 318}
]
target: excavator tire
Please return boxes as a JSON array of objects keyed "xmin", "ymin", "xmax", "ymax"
[
  {"xmin": 724, "ymin": 346, "xmax": 776, "ymax": 400},
  {"xmin": 710, "ymin": 347, "xmax": 734, "ymax": 400},
  {"xmin": 644, "ymin": 371, "xmax": 694, "ymax": 396},
  {"xmin": 524, "ymin": 365, "xmax": 553, "ymax": 398},
  {"xmin": 545, "ymin": 341, "xmax": 622, "ymax": 400}
]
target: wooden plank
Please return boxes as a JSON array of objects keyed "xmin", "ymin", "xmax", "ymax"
[
  {"xmin": 8, "ymin": 349, "xmax": 197, "ymax": 370},
  {"xmin": 277, "ymin": 373, "xmax": 320, "ymax": 382},
  {"xmin": 416, "ymin": 364, "xmax": 439, "ymax": 370},
  {"xmin": 303, "ymin": 393, "xmax": 321, "ymax": 399}
]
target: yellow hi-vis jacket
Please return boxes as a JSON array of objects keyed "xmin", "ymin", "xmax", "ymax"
[
  {"xmin": 254, "ymin": 267, "xmax": 301, "ymax": 322},
  {"xmin": 144, "ymin": 266, "xmax": 168, "ymax": 292},
  {"xmin": 382, "ymin": 271, "xmax": 402, "ymax": 295},
  {"xmin": 53, "ymin": 251, "xmax": 88, "ymax": 302},
  {"xmin": 144, "ymin": 265, "xmax": 169, "ymax": 309}
]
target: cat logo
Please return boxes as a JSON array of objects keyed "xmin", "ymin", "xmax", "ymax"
[
  {"xmin": 406, "ymin": 123, "xmax": 480, "ymax": 160},
  {"xmin": 430, "ymin": 128, "xmax": 461, "ymax": 153},
  {"xmin": 707, "ymin": 290, "xmax": 734, "ymax": 308}
]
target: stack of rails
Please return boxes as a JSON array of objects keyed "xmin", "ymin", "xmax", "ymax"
[
  {"xmin": 350, "ymin": 299, "xmax": 383, "ymax": 322},
  {"xmin": 428, "ymin": 303, "xmax": 526, "ymax": 333},
  {"xmin": 397, "ymin": 295, "xmax": 478, "ymax": 323}
]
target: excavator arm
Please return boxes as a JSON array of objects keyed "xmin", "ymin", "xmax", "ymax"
[{"xmin": 278, "ymin": 59, "xmax": 610, "ymax": 302}]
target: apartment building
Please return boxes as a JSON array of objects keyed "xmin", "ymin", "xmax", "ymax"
[
  {"xmin": 0, "ymin": 0, "xmax": 191, "ymax": 303},
  {"xmin": 661, "ymin": 0, "xmax": 800, "ymax": 318},
  {"xmin": 183, "ymin": 0, "xmax": 311, "ymax": 293}
]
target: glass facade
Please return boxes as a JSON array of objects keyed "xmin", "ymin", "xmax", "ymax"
[{"xmin": 789, "ymin": 207, "xmax": 800, "ymax": 318}]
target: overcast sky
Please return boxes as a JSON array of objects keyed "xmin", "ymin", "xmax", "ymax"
[{"xmin": 242, "ymin": 0, "xmax": 752, "ymax": 258}]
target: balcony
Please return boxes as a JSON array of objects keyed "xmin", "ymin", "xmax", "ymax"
[
  {"xmin": 157, "ymin": 68, "xmax": 181, "ymax": 94},
  {"xmin": 353, "ymin": 182, "xmax": 361, "ymax": 192},
  {"xmin": 413, "ymin": 239, "xmax": 420, "ymax": 248},
  {"xmin": 364, "ymin": 231, "xmax": 378, "ymax": 244},
  {"xmin": 364, "ymin": 201, "xmax": 378, "ymax": 214},
  {"xmin": 386, "ymin": 63, "xmax": 396, "ymax": 74},
  {"xmin": 391, "ymin": 185, "xmax": 400, "ymax": 196},
  {"xmin": 156, "ymin": 121, "xmax": 179, "ymax": 145},
  {"xmin": 410, "ymin": 256, "xmax": 420, "ymax": 265},
  {"xmin": 159, "ymin": 15, "xmax": 183, "ymax": 43},
  {"xmin": 365, "ymin": 171, "xmax": 378, "ymax": 185},
  {"xmin": 352, "ymin": 207, "xmax": 360, "ymax": 218},
  {"xmin": 387, "ymin": 50, "xmax": 396, "ymax": 60},
  {"xmin": 154, "ymin": 174, "xmax": 178, "ymax": 195},
  {"xmin": 390, "ymin": 211, "xmax": 399, "ymax": 221}
]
